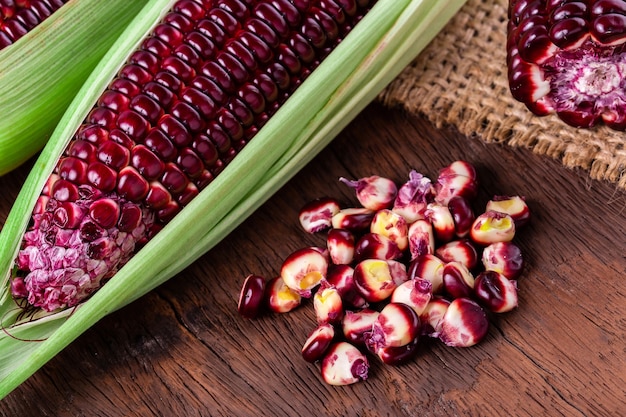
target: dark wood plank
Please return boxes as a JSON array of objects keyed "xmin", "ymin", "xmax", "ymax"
[{"xmin": 1, "ymin": 103, "xmax": 624, "ymax": 417}]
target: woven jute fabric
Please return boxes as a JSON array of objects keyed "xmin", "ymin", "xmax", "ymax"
[{"xmin": 378, "ymin": 0, "xmax": 626, "ymax": 189}]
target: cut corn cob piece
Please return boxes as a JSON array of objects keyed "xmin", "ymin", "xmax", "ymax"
[
  {"xmin": 0, "ymin": 0, "xmax": 69, "ymax": 50},
  {"xmin": 0, "ymin": 0, "xmax": 466, "ymax": 398},
  {"xmin": 0, "ymin": 0, "xmax": 151, "ymax": 176}
]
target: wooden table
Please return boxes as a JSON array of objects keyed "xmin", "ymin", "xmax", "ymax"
[{"xmin": 0, "ymin": 103, "xmax": 624, "ymax": 416}]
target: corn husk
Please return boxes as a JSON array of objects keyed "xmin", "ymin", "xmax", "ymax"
[
  {"xmin": 0, "ymin": 0, "xmax": 150, "ymax": 175},
  {"xmin": 0, "ymin": 0, "xmax": 467, "ymax": 398}
]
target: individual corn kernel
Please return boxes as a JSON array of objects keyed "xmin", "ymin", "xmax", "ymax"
[
  {"xmin": 365, "ymin": 302, "xmax": 420, "ymax": 352},
  {"xmin": 425, "ymin": 203, "xmax": 455, "ymax": 243},
  {"xmin": 470, "ymin": 211, "xmax": 516, "ymax": 245},
  {"xmin": 266, "ymin": 276, "xmax": 302, "ymax": 313},
  {"xmin": 354, "ymin": 233, "xmax": 403, "ymax": 263},
  {"xmin": 434, "ymin": 160, "xmax": 479, "ymax": 205},
  {"xmin": 331, "ymin": 207, "xmax": 375, "ymax": 231},
  {"xmin": 447, "ymin": 195, "xmax": 475, "ymax": 238},
  {"xmin": 442, "ymin": 261, "xmax": 475, "ymax": 299},
  {"xmin": 339, "ymin": 175, "xmax": 398, "ymax": 211},
  {"xmin": 321, "ymin": 342, "xmax": 369, "ymax": 386},
  {"xmin": 326, "ymin": 228, "xmax": 355, "ymax": 265},
  {"xmin": 482, "ymin": 241, "xmax": 524, "ymax": 279},
  {"xmin": 370, "ymin": 209, "xmax": 409, "ymax": 250},
  {"xmin": 474, "ymin": 270, "xmax": 519, "ymax": 313},
  {"xmin": 392, "ymin": 170, "xmax": 435, "ymax": 223},
  {"xmin": 435, "ymin": 239, "xmax": 479, "ymax": 270},
  {"xmin": 390, "ymin": 278, "xmax": 433, "ymax": 316},
  {"xmin": 342, "ymin": 308, "xmax": 380, "ymax": 346},
  {"xmin": 237, "ymin": 274, "xmax": 266, "ymax": 319},
  {"xmin": 486, "ymin": 195, "xmax": 530, "ymax": 228},
  {"xmin": 280, "ymin": 247, "xmax": 328, "ymax": 297},
  {"xmin": 408, "ymin": 253, "xmax": 445, "ymax": 294},
  {"xmin": 299, "ymin": 197, "xmax": 341, "ymax": 233},
  {"xmin": 313, "ymin": 281, "xmax": 344, "ymax": 324},
  {"xmin": 326, "ymin": 264, "xmax": 368, "ymax": 309},
  {"xmin": 419, "ymin": 296, "xmax": 450, "ymax": 337},
  {"xmin": 408, "ymin": 219, "xmax": 435, "ymax": 260},
  {"xmin": 353, "ymin": 259, "xmax": 397, "ymax": 302},
  {"xmin": 302, "ymin": 323, "xmax": 335, "ymax": 363},
  {"xmin": 438, "ymin": 297, "xmax": 489, "ymax": 347}
]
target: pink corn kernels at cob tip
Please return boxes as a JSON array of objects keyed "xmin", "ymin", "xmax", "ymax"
[
  {"xmin": 11, "ymin": 0, "xmax": 376, "ymax": 312},
  {"xmin": 507, "ymin": 0, "xmax": 626, "ymax": 130}
]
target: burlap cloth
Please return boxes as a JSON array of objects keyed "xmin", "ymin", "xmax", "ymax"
[{"xmin": 378, "ymin": 0, "xmax": 626, "ymax": 189}]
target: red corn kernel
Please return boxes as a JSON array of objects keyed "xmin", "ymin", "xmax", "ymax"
[
  {"xmin": 376, "ymin": 337, "xmax": 420, "ymax": 366},
  {"xmin": 237, "ymin": 274, "xmax": 266, "ymax": 319},
  {"xmin": 425, "ymin": 202, "xmax": 456, "ymax": 243},
  {"xmin": 326, "ymin": 264, "xmax": 367, "ymax": 309},
  {"xmin": 408, "ymin": 253, "xmax": 445, "ymax": 294},
  {"xmin": 390, "ymin": 278, "xmax": 433, "ymax": 316},
  {"xmin": 326, "ymin": 228, "xmax": 355, "ymax": 265},
  {"xmin": 266, "ymin": 276, "xmax": 302, "ymax": 313},
  {"xmin": 486, "ymin": 195, "xmax": 530, "ymax": 228},
  {"xmin": 442, "ymin": 261, "xmax": 475, "ymax": 299},
  {"xmin": 434, "ymin": 160, "xmax": 479, "ymax": 205},
  {"xmin": 482, "ymin": 241, "xmax": 524, "ymax": 280},
  {"xmin": 474, "ymin": 270, "xmax": 519, "ymax": 313},
  {"xmin": 302, "ymin": 323, "xmax": 335, "ymax": 363},
  {"xmin": 407, "ymin": 219, "xmax": 435, "ymax": 260},
  {"xmin": 419, "ymin": 296, "xmax": 450, "ymax": 337},
  {"xmin": 313, "ymin": 280, "xmax": 344, "ymax": 324},
  {"xmin": 339, "ymin": 175, "xmax": 397, "ymax": 211},
  {"xmin": 365, "ymin": 302, "xmax": 420, "ymax": 351},
  {"xmin": 117, "ymin": 166, "xmax": 150, "ymax": 202},
  {"xmin": 298, "ymin": 197, "xmax": 341, "ymax": 233},
  {"xmin": 435, "ymin": 239, "xmax": 479, "ymax": 270},
  {"xmin": 331, "ymin": 207, "xmax": 375, "ymax": 231},
  {"xmin": 321, "ymin": 342, "xmax": 369, "ymax": 386},
  {"xmin": 392, "ymin": 170, "xmax": 435, "ymax": 223},
  {"xmin": 438, "ymin": 297, "xmax": 489, "ymax": 347},
  {"xmin": 280, "ymin": 247, "xmax": 328, "ymax": 297},
  {"xmin": 354, "ymin": 233, "xmax": 403, "ymax": 263},
  {"xmin": 448, "ymin": 195, "xmax": 475, "ymax": 238},
  {"xmin": 88, "ymin": 198, "xmax": 121, "ymax": 229},
  {"xmin": 342, "ymin": 308, "xmax": 379, "ymax": 345},
  {"xmin": 470, "ymin": 211, "xmax": 516, "ymax": 245},
  {"xmin": 50, "ymin": 179, "xmax": 79, "ymax": 202},
  {"xmin": 353, "ymin": 258, "xmax": 397, "ymax": 303},
  {"xmin": 370, "ymin": 209, "xmax": 409, "ymax": 251}
]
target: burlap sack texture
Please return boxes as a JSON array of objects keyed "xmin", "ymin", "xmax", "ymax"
[{"xmin": 379, "ymin": 0, "xmax": 626, "ymax": 189}]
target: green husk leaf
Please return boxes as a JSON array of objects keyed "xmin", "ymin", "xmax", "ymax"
[
  {"xmin": 0, "ymin": 0, "xmax": 150, "ymax": 176},
  {"xmin": 0, "ymin": 0, "xmax": 466, "ymax": 398}
]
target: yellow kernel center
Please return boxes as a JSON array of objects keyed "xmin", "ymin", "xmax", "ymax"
[{"xmin": 300, "ymin": 271, "xmax": 323, "ymax": 289}]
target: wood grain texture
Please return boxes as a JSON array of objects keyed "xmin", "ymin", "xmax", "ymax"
[{"xmin": 0, "ymin": 104, "xmax": 624, "ymax": 417}]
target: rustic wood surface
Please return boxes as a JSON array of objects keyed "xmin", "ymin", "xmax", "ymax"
[{"xmin": 0, "ymin": 103, "xmax": 624, "ymax": 417}]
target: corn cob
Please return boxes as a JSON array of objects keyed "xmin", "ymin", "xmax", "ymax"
[
  {"xmin": 0, "ymin": 0, "xmax": 68, "ymax": 50},
  {"xmin": 10, "ymin": 0, "xmax": 377, "ymax": 313},
  {"xmin": 0, "ymin": 0, "xmax": 466, "ymax": 398},
  {"xmin": 0, "ymin": 0, "xmax": 151, "ymax": 176},
  {"xmin": 507, "ymin": 0, "xmax": 626, "ymax": 129}
]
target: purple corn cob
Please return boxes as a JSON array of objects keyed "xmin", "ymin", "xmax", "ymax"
[
  {"xmin": 0, "ymin": 0, "xmax": 69, "ymax": 50},
  {"xmin": 507, "ymin": 0, "xmax": 626, "ymax": 129},
  {"xmin": 11, "ymin": 0, "xmax": 376, "ymax": 312}
]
